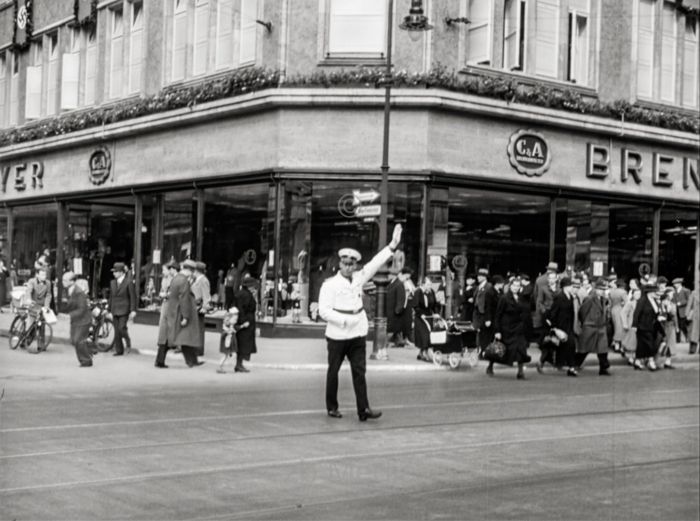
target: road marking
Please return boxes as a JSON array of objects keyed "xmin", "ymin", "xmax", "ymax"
[{"xmin": 0, "ymin": 423, "xmax": 697, "ymax": 495}]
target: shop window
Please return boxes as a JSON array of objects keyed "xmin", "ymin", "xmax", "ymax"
[
  {"xmin": 682, "ymin": 17, "xmax": 698, "ymax": 107},
  {"xmin": 467, "ymin": 0, "xmax": 493, "ymax": 65},
  {"xmin": 110, "ymin": 5, "xmax": 125, "ymax": 98},
  {"xmin": 47, "ymin": 32, "xmax": 59, "ymax": 116},
  {"xmin": 658, "ymin": 210, "xmax": 698, "ymax": 285},
  {"xmin": 534, "ymin": 0, "xmax": 560, "ymax": 78},
  {"xmin": 567, "ymin": 0, "xmax": 589, "ymax": 84},
  {"xmin": 11, "ymin": 204, "xmax": 58, "ymax": 286},
  {"xmin": 193, "ymin": 0, "xmax": 209, "ymax": 76},
  {"xmin": 129, "ymin": 0, "xmax": 144, "ymax": 93},
  {"xmin": 85, "ymin": 28, "xmax": 98, "ymax": 106},
  {"xmin": 163, "ymin": 190, "xmax": 196, "ymax": 265},
  {"xmin": 240, "ymin": 0, "xmax": 258, "ymax": 64},
  {"xmin": 25, "ymin": 40, "xmax": 43, "ymax": 120},
  {"xmin": 215, "ymin": 0, "xmax": 234, "ymax": 69},
  {"xmin": 503, "ymin": 0, "xmax": 526, "ymax": 71},
  {"xmin": 326, "ymin": 0, "xmax": 386, "ymax": 58},
  {"xmin": 61, "ymin": 27, "xmax": 81, "ymax": 110}
]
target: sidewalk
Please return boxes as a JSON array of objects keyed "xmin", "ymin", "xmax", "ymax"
[{"xmin": 0, "ymin": 309, "xmax": 697, "ymax": 372}]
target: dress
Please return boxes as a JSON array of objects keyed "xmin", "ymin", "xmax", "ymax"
[
  {"xmin": 234, "ymin": 287, "xmax": 257, "ymax": 361},
  {"xmin": 493, "ymin": 292, "xmax": 531, "ymax": 365},
  {"xmin": 609, "ymin": 287, "xmax": 627, "ymax": 342},
  {"xmin": 412, "ymin": 288, "xmax": 438, "ymax": 350},
  {"xmin": 633, "ymin": 295, "xmax": 664, "ymax": 359},
  {"xmin": 219, "ymin": 315, "xmax": 239, "ymax": 355},
  {"xmin": 620, "ymin": 298, "xmax": 638, "ymax": 353}
]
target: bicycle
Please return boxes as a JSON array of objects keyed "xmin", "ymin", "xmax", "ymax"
[
  {"xmin": 86, "ymin": 299, "xmax": 115, "ymax": 353},
  {"xmin": 8, "ymin": 306, "xmax": 54, "ymax": 353}
]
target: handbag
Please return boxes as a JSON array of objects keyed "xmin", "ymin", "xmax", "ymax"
[
  {"xmin": 483, "ymin": 339, "xmax": 506, "ymax": 361},
  {"xmin": 552, "ymin": 328, "xmax": 568, "ymax": 342},
  {"xmin": 42, "ymin": 308, "xmax": 58, "ymax": 325}
]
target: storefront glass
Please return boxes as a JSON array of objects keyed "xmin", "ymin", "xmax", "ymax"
[
  {"xmin": 163, "ymin": 190, "xmax": 196, "ymax": 265},
  {"xmin": 11, "ymin": 203, "xmax": 58, "ymax": 285},
  {"xmin": 659, "ymin": 209, "xmax": 699, "ymax": 284}
]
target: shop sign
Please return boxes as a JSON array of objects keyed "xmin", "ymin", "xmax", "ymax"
[
  {"xmin": 586, "ymin": 144, "xmax": 699, "ymax": 191},
  {"xmin": 507, "ymin": 129, "xmax": 551, "ymax": 177},
  {"xmin": 1, "ymin": 161, "xmax": 44, "ymax": 193},
  {"xmin": 89, "ymin": 147, "xmax": 111, "ymax": 185},
  {"xmin": 352, "ymin": 189, "xmax": 380, "ymax": 204},
  {"xmin": 355, "ymin": 204, "xmax": 381, "ymax": 218}
]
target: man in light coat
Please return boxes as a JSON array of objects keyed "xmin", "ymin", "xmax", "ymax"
[
  {"xmin": 190, "ymin": 261, "xmax": 212, "ymax": 358},
  {"xmin": 319, "ymin": 224, "xmax": 402, "ymax": 422}
]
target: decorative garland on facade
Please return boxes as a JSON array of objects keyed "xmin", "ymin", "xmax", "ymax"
[
  {"xmin": 11, "ymin": 0, "xmax": 33, "ymax": 52},
  {"xmin": 0, "ymin": 67, "xmax": 697, "ymax": 148},
  {"xmin": 72, "ymin": 0, "xmax": 98, "ymax": 30}
]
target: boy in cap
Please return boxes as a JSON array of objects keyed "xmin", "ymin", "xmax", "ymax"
[
  {"xmin": 108, "ymin": 262, "xmax": 136, "ymax": 356},
  {"xmin": 319, "ymin": 224, "xmax": 402, "ymax": 422}
]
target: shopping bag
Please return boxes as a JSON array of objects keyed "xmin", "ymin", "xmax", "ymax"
[
  {"xmin": 483, "ymin": 339, "xmax": 506, "ymax": 362},
  {"xmin": 42, "ymin": 308, "xmax": 58, "ymax": 325}
]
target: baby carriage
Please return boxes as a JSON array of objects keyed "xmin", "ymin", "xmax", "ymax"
[{"xmin": 423, "ymin": 316, "xmax": 479, "ymax": 369}]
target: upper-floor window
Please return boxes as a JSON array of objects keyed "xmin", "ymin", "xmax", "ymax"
[
  {"xmin": 660, "ymin": 1, "xmax": 677, "ymax": 102},
  {"xmin": 0, "ymin": 51, "xmax": 7, "ymax": 127},
  {"xmin": 567, "ymin": 0, "xmax": 589, "ymax": 84},
  {"xmin": 503, "ymin": 0, "xmax": 526, "ymax": 71},
  {"xmin": 25, "ymin": 40, "xmax": 43, "ymax": 119},
  {"xmin": 682, "ymin": 17, "xmax": 698, "ymax": 107},
  {"xmin": 129, "ymin": 0, "xmax": 144, "ymax": 93},
  {"xmin": 240, "ymin": 0, "xmax": 258, "ymax": 64},
  {"xmin": 110, "ymin": 5, "xmax": 125, "ymax": 98},
  {"xmin": 85, "ymin": 28, "xmax": 98, "ymax": 105},
  {"xmin": 193, "ymin": 0, "xmax": 209, "ymax": 76},
  {"xmin": 326, "ymin": 0, "xmax": 387, "ymax": 57},
  {"xmin": 47, "ymin": 32, "xmax": 59, "ymax": 116},
  {"xmin": 216, "ymin": 0, "xmax": 234, "ymax": 69},
  {"xmin": 61, "ymin": 27, "xmax": 81, "ymax": 110},
  {"xmin": 467, "ymin": 0, "xmax": 493, "ymax": 65},
  {"xmin": 534, "ymin": 0, "xmax": 560, "ymax": 78}
]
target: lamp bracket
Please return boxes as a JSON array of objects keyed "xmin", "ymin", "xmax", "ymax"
[
  {"xmin": 255, "ymin": 19, "xmax": 272, "ymax": 33},
  {"xmin": 445, "ymin": 16, "xmax": 471, "ymax": 26}
]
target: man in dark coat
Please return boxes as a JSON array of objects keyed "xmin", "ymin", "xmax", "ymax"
[
  {"xmin": 473, "ymin": 268, "xmax": 498, "ymax": 354},
  {"xmin": 575, "ymin": 278, "xmax": 611, "ymax": 375},
  {"xmin": 548, "ymin": 276, "xmax": 578, "ymax": 376},
  {"xmin": 632, "ymin": 283, "xmax": 666, "ymax": 370},
  {"xmin": 386, "ymin": 268, "xmax": 406, "ymax": 347},
  {"xmin": 62, "ymin": 272, "xmax": 93, "ymax": 367},
  {"xmin": 234, "ymin": 275, "xmax": 258, "ymax": 372},
  {"xmin": 460, "ymin": 273, "xmax": 476, "ymax": 323},
  {"xmin": 108, "ymin": 262, "xmax": 136, "ymax": 356},
  {"xmin": 672, "ymin": 277, "xmax": 691, "ymax": 343}
]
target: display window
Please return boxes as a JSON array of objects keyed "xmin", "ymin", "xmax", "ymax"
[
  {"xmin": 659, "ymin": 209, "xmax": 698, "ymax": 283},
  {"xmin": 11, "ymin": 203, "xmax": 58, "ymax": 285}
]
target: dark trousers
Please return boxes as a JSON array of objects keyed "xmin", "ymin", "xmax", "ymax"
[
  {"xmin": 224, "ymin": 287, "xmax": 235, "ymax": 310},
  {"xmin": 326, "ymin": 336, "xmax": 369, "ymax": 414},
  {"xmin": 477, "ymin": 324, "xmax": 494, "ymax": 350},
  {"xmin": 677, "ymin": 315, "xmax": 688, "ymax": 342},
  {"xmin": 112, "ymin": 314, "xmax": 129, "ymax": 354},
  {"xmin": 181, "ymin": 345, "xmax": 199, "ymax": 366},
  {"xmin": 71, "ymin": 323, "xmax": 92, "ymax": 365},
  {"xmin": 156, "ymin": 343, "xmax": 169, "ymax": 365},
  {"xmin": 574, "ymin": 352, "xmax": 609, "ymax": 369}
]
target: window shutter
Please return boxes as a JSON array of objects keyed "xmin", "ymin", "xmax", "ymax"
[
  {"xmin": 573, "ymin": 14, "xmax": 589, "ymax": 84},
  {"xmin": 129, "ymin": 4, "xmax": 144, "ymax": 93},
  {"xmin": 110, "ymin": 36, "xmax": 124, "ymax": 98},
  {"xmin": 47, "ymin": 59, "xmax": 58, "ymax": 116},
  {"xmin": 682, "ymin": 19, "xmax": 698, "ymax": 106},
  {"xmin": 9, "ymin": 55, "xmax": 18, "ymax": 126},
  {"xmin": 535, "ymin": 0, "xmax": 560, "ymax": 78},
  {"xmin": 467, "ymin": 0, "xmax": 492, "ymax": 64},
  {"xmin": 637, "ymin": 0, "xmax": 655, "ymax": 98},
  {"xmin": 240, "ymin": 0, "xmax": 258, "ymax": 64},
  {"xmin": 25, "ymin": 65, "xmax": 42, "ymax": 119},
  {"xmin": 172, "ymin": 7, "xmax": 187, "ymax": 81},
  {"xmin": 328, "ymin": 0, "xmax": 385, "ymax": 55},
  {"xmin": 61, "ymin": 52, "xmax": 80, "ymax": 110},
  {"xmin": 503, "ymin": 0, "xmax": 521, "ymax": 70},
  {"xmin": 660, "ymin": 2, "xmax": 677, "ymax": 102},
  {"xmin": 0, "ymin": 54, "xmax": 6, "ymax": 127},
  {"xmin": 216, "ymin": 0, "xmax": 233, "ymax": 69},
  {"xmin": 193, "ymin": 1, "xmax": 209, "ymax": 76},
  {"xmin": 85, "ymin": 38, "xmax": 97, "ymax": 105}
]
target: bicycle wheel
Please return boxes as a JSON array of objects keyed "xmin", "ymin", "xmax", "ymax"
[
  {"xmin": 8, "ymin": 316, "xmax": 26, "ymax": 350},
  {"xmin": 96, "ymin": 319, "xmax": 115, "ymax": 352}
]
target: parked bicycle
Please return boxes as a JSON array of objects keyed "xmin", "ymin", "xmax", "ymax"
[
  {"xmin": 86, "ymin": 299, "xmax": 115, "ymax": 353},
  {"xmin": 8, "ymin": 306, "xmax": 54, "ymax": 353}
]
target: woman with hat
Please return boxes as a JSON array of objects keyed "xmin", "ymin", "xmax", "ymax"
[
  {"xmin": 620, "ymin": 285, "xmax": 642, "ymax": 366},
  {"xmin": 233, "ymin": 275, "xmax": 258, "ymax": 372},
  {"xmin": 489, "ymin": 276, "xmax": 532, "ymax": 379},
  {"xmin": 473, "ymin": 268, "xmax": 497, "ymax": 356},
  {"xmin": 412, "ymin": 275, "xmax": 440, "ymax": 362},
  {"xmin": 608, "ymin": 276, "xmax": 628, "ymax": 354},
  {"xmin": 632, "ymin": 283, "xmax": 666, "ymax": 371},
  {"xmin": 657, "ymin": 288, "xmax": 679, "ymax": 369},
  {"xmin": 575, "ymin": 278, "xmax": 612, "ymax": 375}
]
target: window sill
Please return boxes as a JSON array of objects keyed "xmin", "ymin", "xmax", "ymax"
[
  {"xmin": 318, "ymin": 54, "xmax": 387, "ymax": 67},
  {"xmin": 461, "ymin": 64, "xmax": 599, "ymax": 99},
  {"xmin": 635, "ymin": 98, "xmax": 699, "ymax": 117},
  {"xmin": 164, "ymin": 64, "xmax": 257, "ymax": 90}
]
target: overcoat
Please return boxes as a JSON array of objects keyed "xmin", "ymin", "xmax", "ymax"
[
  {"xmin": 412, "ymin": 288, "xmax": 438, "ymax": 349},
  {"xmin": 632, "ymin": 294, "xmax": 665, "ymax": 358},
  {"xmin": 620, "ymin": 298, "xmax": 638, "ymax": 352},
  {"xmin": 386, "ymin": 277, "xmax": 406, "ymax": 334},
  {"xmin": 609, "ymin": 287, "xmax": 627, "ymax": 342},
  {"xmin": 190, "ymin": 273, "xmax": 211, "ymax": 356},
  {"xmin": 161, "ymin": 273, "xmax": 201, "ymax": 348},
  {"xmin": 687, "ymin": 289, "xmax": 699, "ymax": 344},
  {"xmin": 493, "ymin": 292, "xmax": 530, "ymax": 365},
  {"xmin": 472, "ymin": 282, "xmax": 497, "ymax": 330},
  {"xmin": 577, "ymin": 293, "xmax": 609, "ymax": 354},
  {"xmin": 235, "ymin": 287, "xmax": 257, "ymax": 360},
  {"xmin": 533, "ymin": 283, "xmax": 555, "ymax": 329},
  {"xmin": 65, "ymin": 285, "xmax": 92, "ymax": 343}
]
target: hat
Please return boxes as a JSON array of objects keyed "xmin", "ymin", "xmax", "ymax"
[
  {"xmin": 546, "ymin": 262, "xmax": 559, "ymax": 272},
  {"xmin": 165, "ymin": 260, "xmax": 179, "ymax": 270},
  {"xmin": 657, "ymin": 276, "xmax": 668, "ymax": 284},
  {"xmin": 182, "ymin": 259, "xmax": 197, "ymax": 270},
  {"xmin": 571, "ymin": 277, "xmax": 582, "ymax": 287},
  {"xmin": 560, "ymin": 276, "xmax": 572, "ymax": 288},
  {"xmin": 607, "ymin": 273, "xmax": 618, "ymax": 281},
  {"xmin": 194, "ymin": 261, "xmax": 206, "ymax": 272},
  {"xmin": 477, "ymin": 268, "xmax": 489, "ymax": 277},
  {"xmin": 518, "ymin": 273, "xmax": 530, "ymax": 282},
  {"xmin": 492, "ymin": 275, "xmax": 505, "ymax": 285},
  {"xmin": 338, "ymin": 248, "xmax": 362, "ymax": 262},
  {"xmin": 465, "ymin": 273, "xmax": 476, "ymax": 280},
  {"xmin": 111, "ymin": 262, "xmax": 126, "ymax": 273},
  {"xmin": 241, "ymin": 275, "xmax": 258, "ymax": 288},
  {"xmin": 672, "ymin": 277, "xmax": 683, "ymax": 284},
  {"xmin": 642, "ymin": 283, "xmax": 659, "ymax": 293},
  {"xmin": 594, "ymin": 278, "xmax": 608, "ymax": 290}
]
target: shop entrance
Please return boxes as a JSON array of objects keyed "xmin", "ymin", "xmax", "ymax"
[{"xmin": 64, "ymin": 197, "xmax": 135, "ymax": 298}]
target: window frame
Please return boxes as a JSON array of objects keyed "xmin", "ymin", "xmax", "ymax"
[
  {"xmin": 567, "ymin": 0, "xmax": 590, "ymax": 85},
  {"xmin": 681, "ymin": 17, "xmax": 699, "ymax": 108},
  {"xmin": 324, "ymin": 0, "xmax": 388, "ymax": 61},
  {"xmin": 466, "ymin": 0, "xmax": 494, "ymax": 66}
]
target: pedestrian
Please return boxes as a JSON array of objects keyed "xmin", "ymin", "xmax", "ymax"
[
  {"xmin": 620, "ymin": 286, "xmax": 642, "ymax": 365},
  {"xmin": 672, "ymin": 277, "xmax": 691, "ymax": 343},
  {"xmin": 190, "ymin": 261, "xmax": 212, "ymax": 361},
  {"xmin": 657, "ymin": 288, "xmax": 678, "ymax": 369},
  {"xmin": 217, "ymin": 306, "xmax": 240, "ymax": 373},
  {"xmin": 632, "ymin": 282, "xmax": 666, "ymax": 371},
  {"xmin": 413, "ymin": 275, "xmax": 440, "ymax": 362},
  {"xmin": 686, "ymin": 286, "xmax": 699, "ymax": 354},
  {"xmin": 107, "ymin": 262, "xmax": 136, "ymax": 356},
  {"xmin": 547, "ymin": 276, "xmax": 579, "ymax": 377},
  {"xmin": 386, "ymin": 267, "xmax": 406, "ymax": 347},
  {"xmin": 489, "ymin": 276, "xmax": 532, "ymax": 380},
  {"xmin": 224, "ymin": 256, "xmax": 245, "ymax": 309},
  {"xmin": 400, "ymin": 268, "xmax": 415, "ymax": 347},
  {"xmin": 473, "ymin": 268, "xmax": 497, "ymax": 356},
  {"xmin": 575, "ymin": 278, "xmax": 612, "ymax": 376},
  {"xmin": 319, "ymin": 224, "xmax": 402, "ymax": 421},
  {"xmin": 460, "ymin": 273, "xmax": 476, "ymax": 323},
  {"xmin": 534, "ymin": 269, "xmax": 557, "ymax": 368},
  {"xmin": 233, "ymin": 275, "xmax": 258, "ymax": 372},
  {"xmin": 155, "ymin": 261, "xmax": 178, "ymax": 368},
  {"xmin": 25, "ymin": 265, "xmax": 53, "ymax": 351},
  {"xmin": 61, "ymin": 272, "xmax": 93, "ymax": 367},
  {"xmin": 0, "ymin": 258, "xmax": 8, "ymax": 310},
  {"xmin": 608, "ymin": 276, "xmax": 627, "ymax": 353}
]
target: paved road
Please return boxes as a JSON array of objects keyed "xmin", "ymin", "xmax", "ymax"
[{"xmin": 1, "ymin": 344, "xmax": 698, "ymax": 520}]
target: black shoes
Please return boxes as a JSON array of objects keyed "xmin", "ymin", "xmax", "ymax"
[
  {"xmin": 567, "ymin": 368, "xmax": 578, "ymax": 377},
  {"xmin": 155, "ymin": 363, "xmax": 168, "ymax": 368},
  {"xmin": 358, "ymin": 408, "xmax": 382, "ymax": 422},
  {"xmin": 234, "ymin": 366, "xmax": 249, "ymax": 373},
  {"xmin": 327, "ymin": 409, "xmax": 343, "ymax": 419},
  {"xmin": 113, "ymin": 352, "xmax": 124, "ymax": 357},
  {"xmin": 486, "ymin": 365, "xmax": 494, "ymax": 376},
  {"xmin": 516, "ymin": 372, "xmax": 526, "ymax": 380},
  {"xmin": 599, "ymin": 368, "xmax": 611, "ymax": 376},
  {"xmin": 80, "ymin": 362, "xmax": 93, "ymax": 367}
]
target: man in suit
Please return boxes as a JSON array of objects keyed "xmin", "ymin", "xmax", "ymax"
[
  {"xmin": 473, "ymin": 268, "xmax": 498, "ymax": 355},
  {"xmin": 386, "ymin": 267, "xmax": 406, "ymax": 347},
  {"xmin": 672, "ymin": 277, "xmax": 691, "ymax": 343},
  {"xmin": 576, "ymin": 278, "xmax": 611, "ymax": 375},
  {"xmin": 108, "ymin": 262, "xmax": 136, "ymax": 356},
  {"xmin": 62, "ymin": 272, "xmax": 93, "ymax": 367},
  {"xmin": 460, "ymin": 273, "xmax": 477, "ymax": 323},
  {"xmin": 189, "ymin": 261, "xmax": 211, "ymax": 361},
  {"xmin": 548, "ymin": 276, "xmax": 578, "ymax": 377}
]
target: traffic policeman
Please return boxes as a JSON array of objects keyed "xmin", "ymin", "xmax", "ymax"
[{"xmin": 319, "ymin": 224, "xmax": 402, "ymax": 421}]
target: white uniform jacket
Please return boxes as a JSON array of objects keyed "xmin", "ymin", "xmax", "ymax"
[{"xmin": 319, "ymin": 246, "xmax": 394, "ymax": 340}]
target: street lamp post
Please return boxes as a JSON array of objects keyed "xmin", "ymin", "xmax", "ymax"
[{"xmin": 371, "ymin": 0, "xmax": 432, "ymax": 361}]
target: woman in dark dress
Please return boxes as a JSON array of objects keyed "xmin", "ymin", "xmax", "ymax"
[
  {"xmin": 412, "ymin": 276, "xmax": 439, "ymax": 362},
  {"xmin": 489, "ymin": 277, "xmax": 532, "ymax": 379},
  {"xmin": 233, "ymin": 275, "xmax": 258, "ymax": 372}
]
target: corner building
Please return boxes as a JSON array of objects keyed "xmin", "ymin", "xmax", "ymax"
[{"xmin": 0, "ymin": 0, "xmax": 698, "ymax": 330}]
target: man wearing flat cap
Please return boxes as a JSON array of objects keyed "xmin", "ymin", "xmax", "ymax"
[
  {"xmin": 672, "ymin": 277, "xmax": 690, "ymax": 343},
  {"xmin": 319, "ymin": 224, "xmax": 402, "ymax": 422},
  {"xmin": 108, "ymin": 262, "xmax": 136, "ymax": 356}
]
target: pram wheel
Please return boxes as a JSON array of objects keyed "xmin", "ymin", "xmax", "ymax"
[
  {"xmin": 448, "ymin": 352, "xmax": 461, "ymax": 369},
  {"xmin": 432, "ymin": 350, "xmax": 443, "ymax": 366}
]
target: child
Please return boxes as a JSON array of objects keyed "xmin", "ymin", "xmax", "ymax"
[{"xmin": 217, "ymin": 307, "xmax": 240, "ymax": 373}]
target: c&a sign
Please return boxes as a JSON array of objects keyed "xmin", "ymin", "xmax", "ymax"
[{"xmin": 507, "ymin": 129, "xmax": 551, "ymax": 177}]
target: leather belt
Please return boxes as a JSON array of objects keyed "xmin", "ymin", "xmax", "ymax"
[{"xmin": 333, "ymin": 308, "xmax": 364, "ymax": 315}]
